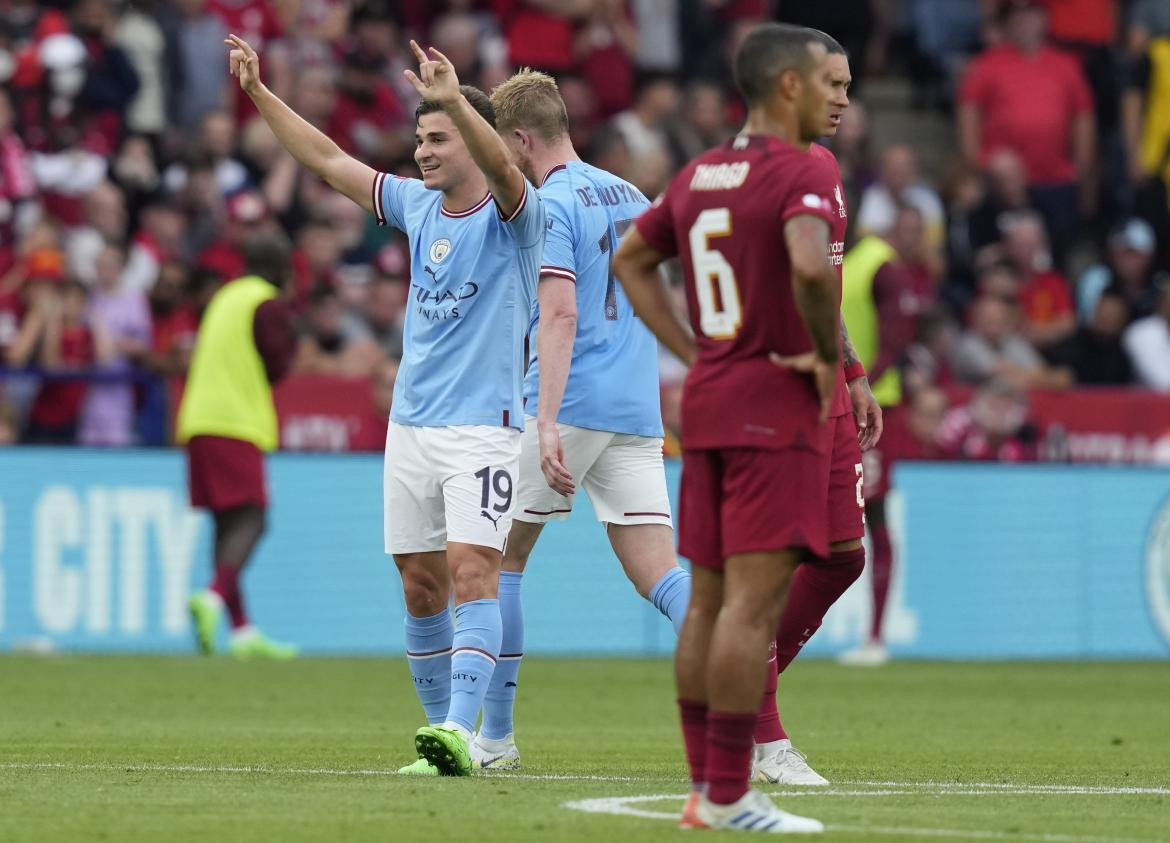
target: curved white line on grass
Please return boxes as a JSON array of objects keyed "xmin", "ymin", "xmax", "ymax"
[{"xmin": 562, "ymin": 794, "xmax": 1157, "ymax": 843}]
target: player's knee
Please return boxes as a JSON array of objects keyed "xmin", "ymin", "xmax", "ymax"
[
  {"xmin": 828, "ymin": 545, "xmax": 866, "ymax": 581},
  {"xmin": 450, "ymin": 551, "xmax": 499, "ymax": 603},
  {"xmin": 397, "ymin": 561, "xmax": 448, "ymax": 615}
]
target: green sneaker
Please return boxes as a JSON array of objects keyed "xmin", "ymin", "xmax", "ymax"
[
  {"xmin": 188, "ymin": 591, "xmax": 222, "ymax": 655},
  {"xmin": 396, "ymin": 757, "xmax": 440, "ymax": 776},
  {"xmin": 229, "ymin": 629, "xmax": 298, "ymax": 661},
  {"xmin": 415, "ymin": 726, "xmax": 472, "ymax": 776}
]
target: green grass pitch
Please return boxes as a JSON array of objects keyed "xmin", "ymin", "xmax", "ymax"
[{"xmin": 1, "ymin": 655, "xmax": 1167, "ymax": 842}]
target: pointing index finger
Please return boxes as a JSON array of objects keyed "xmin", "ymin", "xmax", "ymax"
[{"xmin": 409, "ymin": 39, "xmax": 428, "ymax": 63}]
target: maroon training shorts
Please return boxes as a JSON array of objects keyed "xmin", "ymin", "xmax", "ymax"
[{"xmin": 187, "ymin": 435, "xmax": 268, "ymax": 512}]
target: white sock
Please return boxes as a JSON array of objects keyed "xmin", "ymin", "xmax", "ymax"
[{"xmin": 440, "ymin": 721, "xmax": 471, "ymax": 742}]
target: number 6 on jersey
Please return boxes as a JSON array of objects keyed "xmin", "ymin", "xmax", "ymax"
[{"xmin": 689, "ymin": 208, "xmax": 742, "ymax": 339}]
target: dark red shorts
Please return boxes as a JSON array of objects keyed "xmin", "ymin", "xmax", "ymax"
[
  {"xmin": 678, "ymin": 444, "xmax": 831, "ymax": 571},
  {"xmin": 827, "ymin": 413, "xmax": 866, "ymax": 545},
  {"xmin": 678, "ymin": 414, "xmax": 865, "ymax": 571},
  {"xmin": 187, "ymin": 435, "xmax": 268, "ymax": 512}
]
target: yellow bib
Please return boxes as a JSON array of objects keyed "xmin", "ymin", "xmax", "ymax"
[
  {"xmin": 841, "ymin": 236, "xmax": 901, "ymax": 407},
  {"xmin": 176, "ymin": 276, "xmax": 280, "ymax": 451}
]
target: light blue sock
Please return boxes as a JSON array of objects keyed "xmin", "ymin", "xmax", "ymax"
[
  {"xmin": 649, "ymin": 566, "xmax": 691, "ymax": 635},
  {"xmin": 481, "ymin": 571, "xmax": 523, "ymax": 740},
  {"xmin": 445, "ymin": 598, "xmax": 502, "ymax": 734},
  {"xmin": 404, "ymin": 609, "xmax": 453, "ymax": 725}
]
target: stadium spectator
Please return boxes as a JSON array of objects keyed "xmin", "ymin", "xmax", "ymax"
[
  {"xmin": 856, "ymin": 144, "xmax": 946, "ymax": 248},
  {"xmin": 70, "ymin": 0, "xmax": 141, "ymax": 156},
  {"xmin": 290, "ymin": 219, "xmax": 341, "ymax": 304},
  {"xmin": 904, "ymin": 0, "xmax": 983, "ymax": 109},
  {"xmin": 610, "ymin": 72, "xmax": 679, "ymax": 170},
  {"xmin": 938, "ymin": 378, "xmax": 1039, "ymax": 462},
  {"xmin": 557, "ymin": 74, "xmax": 601, "ymax": 155},
  {"xmin": 122, "ymin": 201, "xmax": 184, "ymax": 293},
  {"xmin": 998, "ymin": 210, "xmax": 1076, "ymax": 349},
  {"xmin": 163, "ymin": 0, "xmax": 231, "ymax": 131},
  {"xmin": 79, "ymin": 241, "xmax": 151, "ymax": 446},
  {"xmin": 965, "ymin": 147, "xmax": 1034, "ymax": 256},
  {"xmin": 631, "ymin": 0, "xmax": 681, "ymax": 73},
  {"xmin": 1123, "ymin": 278, "xmax": 1170, "ymax": 390},
  {"xmin": 329, "ymin": 44, "xmax": 412, "ymax": 166},
  {"xmin": 1121, "ymin": 18, "xmax": 1170, "ymax": 267},
  {"xmin": 111, "ymin": 134, "xmax": 162, "ymax": 212},
  {"xmin": 666, "ymin": 79, "xmax": 733, "ymax": 167},
  {"xmin": 294, "ymin": 283, "xmax": 381, "ymax": 377},
  {"xmin": 575, "ymin": 0, "xmax": 638, "ymax": 118},
  {"xmin": 958, "ymin": 0, "xmax": 1095, "ymax": 260},
  {"xmin": 113, "ymin": 0, "xmax": 167, "ymax": 138},
  {"xmin": 903, "ymin": 307, "xmax": 959, "ymax": 395},
  {"xmin": 64, "ymin": 181, "xmax": 127, "ymax": 286},
  {"xmin": 1047, "ymin": 287, "xmax": 1133, "ymax": 386},
  {"xmin": 197, "ymin": 188, "xmax": 270, "ymax": 284},
  {"xmin": 17, "ymin": 278, "xmax": 95, "ymax": 444},
  {"xmin": 952, "ymin": 294, "xmax": 1071, "ymax": 389},
  {"xmin": 498, "ymin": 0, "xmax": 584, "ymax": 75},
  {"xmin": 842, "ymin": 203, "xmax": 940, "ymax": 407},
  {"xmin": 163, "ymin": 109, "xmax": 249, "ymax": 196},
  {"xmin": 0, "ymin": 87, "xmax": 38, "ymax": 251},
  {"xmin": 342, "ymin": 273, "xmax": 406, "ymax": 361},
  {"xmin": 1076, "ymin": 218, "xmax": 1166, "ymax": 322},
  {"xmin": 143, "ymin": 259, "xmax": 198, "ymax": 376}
]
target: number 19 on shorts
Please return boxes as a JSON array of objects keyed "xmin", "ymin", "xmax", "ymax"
[{"xmin": 689, "ymin": 208, "xmax": 742, "ymax": 339}]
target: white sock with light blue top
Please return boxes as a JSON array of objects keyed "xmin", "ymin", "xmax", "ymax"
[
  {"xmin": 481, "ymin": 571, "xmax": 523, "ymax": 740},
  {"xmin": 444, "ymin": 598, "xmax": 502, "ymax": 735},
  {"xmin": 649, "ymin": 566, "xmax": 692, "ymax": 635}
]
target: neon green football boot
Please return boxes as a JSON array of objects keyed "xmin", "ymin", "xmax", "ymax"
[
  {"xmin": 396, "ymin": 757, "xmax": 440, "ymax": 776},
  {"xmin": 228, "ymin": 628, "xmax": 298, "ymax": 661},
  {"xmin": 414, "ymin": 726, "xmax": 472, "ymax": 776},
  {"xmin": 188, "ymin": 591, "xmax": 223, "ymax": 655}
]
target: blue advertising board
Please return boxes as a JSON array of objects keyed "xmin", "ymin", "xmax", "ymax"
[{"xmin": 1, "ymin": 450, "xmax": 1167, "ymax": 659}]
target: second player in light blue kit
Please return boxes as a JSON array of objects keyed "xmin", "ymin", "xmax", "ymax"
[
  {"xmin": 468, "ymin": 71, "xmax": 693, "ymax": 769},
  {"xmin": 225, "ymin": 35, "xmax": 544, "ymax": 777}
]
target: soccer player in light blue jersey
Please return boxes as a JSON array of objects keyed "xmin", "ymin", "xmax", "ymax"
[
  {"xmin": 464, "ymin": 71, "xmax": 693, "ymax": 769},
  {"xmin": 226, "ymin": 36, "xmax": 544, "ymax": 777}
]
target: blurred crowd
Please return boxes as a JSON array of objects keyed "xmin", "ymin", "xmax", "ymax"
[{"xmin": 0, "ymin": 0, "xmax": 1167, "ymax": 450}]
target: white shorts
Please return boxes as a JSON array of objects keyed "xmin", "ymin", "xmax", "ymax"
[
  {"xmin": 515, "ymin": 418, "xmax": 673, "ymax": 527},
  {"xmin": 384, "ymin": 422, "xmax": 521, "ymax": 554}
]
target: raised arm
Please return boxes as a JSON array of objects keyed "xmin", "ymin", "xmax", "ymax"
[
  {"xmin": 403, "ymin": 41, "xmax": 528, "ymax": 217},
  {"xmin": 225, "ymin": 35, "xmax": 377, "ymax": 215}
]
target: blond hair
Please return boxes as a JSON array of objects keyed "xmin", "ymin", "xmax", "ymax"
[{"xmin": 490, "ymin": 69, "xmax": 569, "ymax": 141}]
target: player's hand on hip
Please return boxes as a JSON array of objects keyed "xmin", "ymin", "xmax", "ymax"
[
  {"xmin": 537, "ymin": 422, "xmax": 575, "ymax": 497},
  {"xmin": 769, "ymin": 351, "xmax": 836, "ymax": 423},
  {"xmin": 848, "ymin": 376, "xmax": 883, "ymax": 451},
  {"xmin": 224, "ymin": 34, "xmax": 262, "ymax": 95},
  {"xmin": 403, "ymin": 40, "xmax": 461, "ymax": 106}
]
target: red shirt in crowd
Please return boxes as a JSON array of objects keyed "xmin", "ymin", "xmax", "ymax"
[
  {"xmin": 870, "ymin": 260, "xmax": 935, "ymax": 384},
  {"xmin": 29, "ymin": 322, "xmax": 94, "ymax": 430},
  {"xmin": 208, "ymin": 0, "xmax": 284, "ymax": 125},
  {"xmin": 493, "ymin": 0, "xmax": 576, "ymax": 72},
  {"xmin": 959, "ymin": 44, "xmax": 1093, "ymax": 185},
  {"xmin": 1040, "ymin": 0, "xmax": 1116, "ymax": 46},
  {"xmin": 1018, "ymin": 270, "xmax": 1074, "ymax": 327}
]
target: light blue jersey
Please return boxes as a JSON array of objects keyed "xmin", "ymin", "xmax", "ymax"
[
  {"xmin": 524, "ymin": 162, "xmax": 663, "ymax": 438},
  {"xmin": 375, "ymin": 173, "xmax": 544, "ymax": 429}
]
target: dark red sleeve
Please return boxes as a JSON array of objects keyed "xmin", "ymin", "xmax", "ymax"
[
  {"xmin": 870, "ymin": 262, "xmax": 917, "ymax": 383},
  {"xmin": 780, "ymin": 157, "xmax": 838, "ymax": 228},
  {"xmin": 634, "ymin": 186, "xmax": 679, "ymax": 258},
  {"xmin": 253, "ymin": 298, "xmax": 298, "ymax": 384}
]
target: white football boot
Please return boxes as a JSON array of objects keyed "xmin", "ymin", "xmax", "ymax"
[
  {"xmin": 695, "ymin": 788, "xmax": 824, "ymax": 833},
  {"xmin": 753, "ymin": 740, "xmax": 829, "ymax": 786},
  {"xmin": 469, "ymin": 731, "xmax": 521, "ymax": 770}
]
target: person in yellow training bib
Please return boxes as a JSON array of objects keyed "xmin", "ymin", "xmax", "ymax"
[{"xmin": 177, "ymin": 231, "xmax": 299, "ymax": 660}]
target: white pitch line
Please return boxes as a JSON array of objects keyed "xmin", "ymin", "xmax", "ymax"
[
  {"xmin": 563, "ymin": 795, "xmax": 1161, "ymax": 843},
  {"xmin": 2, "ymin": 763, "xmax": 1168, "ymax": 796}
]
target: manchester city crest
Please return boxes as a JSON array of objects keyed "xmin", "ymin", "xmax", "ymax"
[{"xmin": 429, "ymin": 238, "xmax": 452, "ymax": 264}]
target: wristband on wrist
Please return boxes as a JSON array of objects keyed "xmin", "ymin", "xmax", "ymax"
[{"xmin": 844, "ymin": 362, "xmax": 867, "ymax": 382}]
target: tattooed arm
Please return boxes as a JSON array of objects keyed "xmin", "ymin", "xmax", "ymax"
[{"xmin": 841, "ymin": 320, "xmax": 863, "ymax": 377}]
